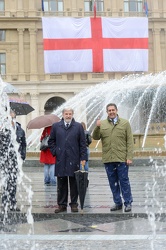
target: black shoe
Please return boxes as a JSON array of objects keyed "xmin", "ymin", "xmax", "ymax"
[
  {"xmin": 124, "ymin": 205, "xmax": 132, "ymax": 212},
  {"xmin": 110, "ymin": 204, "xmax": 122, "ymax": 211},
  {"xmin": 71, "ymin": 205, "xmax": 78, "ymax": 212},
  {"xmin": 54, "ymin": 205, "xmax": 67, "ymax": 213},
  {"xmin": 10, "ymin": 207, "xmax": 20, "ymax": 212}
]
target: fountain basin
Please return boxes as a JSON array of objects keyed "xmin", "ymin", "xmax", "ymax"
[{"xmin": 26, "ymin": 133, "xmax": 166, "ymax": 160}]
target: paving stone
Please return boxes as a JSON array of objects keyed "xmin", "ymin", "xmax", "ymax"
[{"xmin": 0, "ymin": 161, "xmax": 166, "ymax": 249}]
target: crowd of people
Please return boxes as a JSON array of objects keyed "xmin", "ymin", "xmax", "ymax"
[{"xmin": 0, "ymin": 103, "xmax": 134, "ymax": 214}]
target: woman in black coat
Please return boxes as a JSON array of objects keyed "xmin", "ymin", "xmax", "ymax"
[
  {"xmin": 48, "ymin": 107, "xmax": 87, "ymax": 213},
  {"xmin": 10, "ymin": 110, "xmax": 26, "ymax": 161}
]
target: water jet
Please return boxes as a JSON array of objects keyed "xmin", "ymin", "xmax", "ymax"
[{"xmin": 27, "ymin": 72, "xmax": 166, "ymax": 157}]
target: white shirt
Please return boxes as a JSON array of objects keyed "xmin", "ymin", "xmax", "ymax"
[{"xmin": 64, "ymin": 121, "xmax": 70, "ymax": 127}]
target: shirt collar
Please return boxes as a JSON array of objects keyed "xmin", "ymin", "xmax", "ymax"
[
  {"xmin": 114, "ymin": 116, "xmax": 118, "ymax": 123},
  {"xmin": 64, "ymin": 121, "xmax": 70, "ymax": 126},
  {"xmin": 108, "ymin": 116, "xmax": 118, "ymax": 124}
]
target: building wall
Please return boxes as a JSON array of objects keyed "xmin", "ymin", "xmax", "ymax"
[{"xmin": 0, "ymin": 0, "xmax": 165, "ymax": 134}]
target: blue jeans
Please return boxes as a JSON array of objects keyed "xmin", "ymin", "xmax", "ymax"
[
  {"xmin": 80, "ymin": 147, "xmax": 90, "ymax": 171},
  {"xmin": 104, "ymin": 162, "xmax": 133, "ymax": 206},
  {"xmin": 44, "ymin": 164, "xmax": 56, "ymax": 185}
]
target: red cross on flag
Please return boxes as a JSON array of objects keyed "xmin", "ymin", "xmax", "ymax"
[{"xmin": 42, "ymin": 17, "xmax": 148, "ymax": 73}]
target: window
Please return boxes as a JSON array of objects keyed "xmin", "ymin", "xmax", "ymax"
[
  {"xmin": 0, "ymin": 30, "xmax": 5, "ymax": 41},
  {"xmin": 124, "ymin": 0, "xmax": 143, "ymax": 12},
  {"xmin": 84, "ymin": 0, "xmax": 92, "ymax": 11},
  {"xmin": 43, "ymin": 0, "xmax": 63, "ymax": 12},
  {"xmin": 0, "ymin": 0, "xmax": 4, "ymax": 11},
  {"xmin": 84, "ymin": 0, "xmax": 104, "ymax": 12},
  {"xmin": 0, "ymin": 53, "xmax": 6, "ymax": 75}
]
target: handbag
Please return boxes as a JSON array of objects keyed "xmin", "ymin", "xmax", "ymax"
[{"xmin": 40, "ymin": 135, "xmax": 49, "ymax": 151}]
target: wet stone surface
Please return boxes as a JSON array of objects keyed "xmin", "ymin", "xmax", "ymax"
[
  {"xmin": 0, "ymin": 238, "xmax": 166, "ymax": 250},
  {"xmin": 0, "ymin": 164, "xmax": 166, "ymax": 249}
]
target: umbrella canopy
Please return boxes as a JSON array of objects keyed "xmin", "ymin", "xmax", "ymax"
[
  {"xmin": 75, "ymin": 167, "xmax": 88, "ymax": 212},
  {"xmin": 9, "ymin": 97, "xmax": 34, "ymax": 116},
  {"xmin": 27, "ymin": 114, "xmax": 60, "ymax": 129}
]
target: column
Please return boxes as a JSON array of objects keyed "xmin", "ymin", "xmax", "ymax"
[
  {"xmin": 30, "ymin": 93, "xmax": 40, "ymax": 119},
  {"xmin": 5, "ymin": 0, "xmax": 16, "ymax": 17},
  {"xmin": 152, "ymin": 28, "xmax": 162, "ymax": 73},
  {"xmin": 17, "ymin": 0, "xmax": 24, "ymax": 17},
  {"xmin": 28, "ymin": 0, "xmax": 36, "ymax": 16},
  {"xmin": 5, "ymin": 0, "xmax": 11, "ymax": 17},
  {"xmin": 17, "ymin": 29, "xmax": 25, "ymax": 81},
  {"xmin": 163, "ymin": 0, "xmax": 166, "ymax": 18},
  {"xmin": 152, "ymin": 1, "xmax": 160, "ymax": 18},
  {"xmin": 29, "ymin": 29, "xmax": 38, "ymax": 81},
  {"xmin": 117, "ymin": 0, "xmax": 124, "ymax": 16},
  {"xmin": 111, "ymin": 0, "xmax": 118, "ymax": 16},
  {"xmin": 71, "ymin": 0, "xmax": 78, "ymax": 12},
  {"xmin": 6, "ymin": 49, "xmax": 12, "ymax": 81},
  {"xmin": 17, "ymin": 93, "xmax": 27, "ymax": 131}
]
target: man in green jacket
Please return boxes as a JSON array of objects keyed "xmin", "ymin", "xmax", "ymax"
[{"xmin": 92, "ymin": 103, "xmax": 133, "ymax": 212}]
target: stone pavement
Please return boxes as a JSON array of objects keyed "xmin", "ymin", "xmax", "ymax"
[{"xmin": 0, "ymin": 159, "xmax": 166, "ymax": 249}]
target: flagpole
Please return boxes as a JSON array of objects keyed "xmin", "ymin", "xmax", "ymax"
[
  {"xmin": 94, "ymin": 0, "xmax": 96, "ymax": 18},
  {"xmin": 143, "ymin": 1, "xmax": 148, "ymax": 17},
  {"xmin": 41, "ymin": 0, "xmax": 44, "ymax": 11}
]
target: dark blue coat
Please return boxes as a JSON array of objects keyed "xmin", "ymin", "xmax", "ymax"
[
  {"xmin": 48, "ymin": 118, "xmax": 87, "ymax": 177},
  {"xmin": 16, "ymin": 122, "xmax": 26, "ymax": 160}
]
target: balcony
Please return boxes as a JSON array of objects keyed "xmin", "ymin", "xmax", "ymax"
[{"xmin": 0, "ymin": 10, "xmax": 165, "ymax": 19}]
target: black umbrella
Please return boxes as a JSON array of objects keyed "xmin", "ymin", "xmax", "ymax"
[
  {"xmin": 9, "ymin": 97, "xmax": 34, "ymax": 116},
  {"xmin": 75, "ymin": 165, "xmax": 88, "ymax": 213}
]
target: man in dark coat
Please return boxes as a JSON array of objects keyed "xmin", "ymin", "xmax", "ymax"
[{"xmin": 48, "ymin": 107, "xmax": 87, "ymax": 213}]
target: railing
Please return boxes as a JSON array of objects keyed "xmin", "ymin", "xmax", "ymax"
[
  {"xmin": 0, "ymin": 10, "xmax": 166, "ymax": 19},
  {"xmin": 2, "ymin": 72, "xmax": 116, "ymax": 82}
]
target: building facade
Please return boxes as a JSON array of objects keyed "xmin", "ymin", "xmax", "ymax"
[{"xmin": 0, "ymin": 0, "xmax": 165, "ymax": 133}]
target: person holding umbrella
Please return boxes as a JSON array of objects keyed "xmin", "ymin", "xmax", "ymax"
[
  {"xmin": 40, "ymin": 126, "xmax": 56, "ymax": 186},
  {"xmin": 27, "ymin": 114, "xmax": 60, "ymax": 186},
  {"xmin": 10, "ymin": 110, "xmax": 26, "ymax": 161},
  {"xmin": 48, "ymin": 107, "xmax": 87, "ymax": 213}
]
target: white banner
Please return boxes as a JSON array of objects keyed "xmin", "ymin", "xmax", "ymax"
[{"xmin": 42, "ymin": 17, "xmax": 148, "ymax": 73}]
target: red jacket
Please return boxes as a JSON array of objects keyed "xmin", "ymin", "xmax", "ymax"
[{"xmin": 40, "ymin": 126, "xmax": 56, "ymax": 164}]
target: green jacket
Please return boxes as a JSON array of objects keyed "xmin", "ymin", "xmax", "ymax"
[{"xmin": 92, "ymin": 117, "xmax": 133, "ymax": 163}]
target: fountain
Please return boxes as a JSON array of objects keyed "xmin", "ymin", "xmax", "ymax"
[
  {"xmin": 0, "ymin": 82, "xmax": 33, "ymax": 229},
  {"xmin": 26, "ymin": 72, "xmax": 166, "ymax": 250},
  {"xmin": 1, "ymin": 74, "xmax": 166, "ymax": 249},
  {"xmin": 27, "ymin": 72, "xmax": 166, "ymax": 153}
]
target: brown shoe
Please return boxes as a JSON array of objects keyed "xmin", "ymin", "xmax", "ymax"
[
  {"xmin": 54, "ymin": 205, "xmax": 67, "ymax": 213},
  {"xmin": 71, "ymin": 205, "xmax": 78, "ymax": 212}
]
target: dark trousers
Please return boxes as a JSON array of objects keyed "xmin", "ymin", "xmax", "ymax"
[
  {"xmin": 57, "ymin": 176, "xmax": 78, "ymax": 207},
  {"xmin": 104, "ymin": 162, "xmax": 133, "ymax": 206}
]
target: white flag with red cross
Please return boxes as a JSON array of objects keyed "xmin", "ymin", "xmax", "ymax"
[{"xmin": 42, "ymin": 17, "xmax": 148, "ymax": 73}]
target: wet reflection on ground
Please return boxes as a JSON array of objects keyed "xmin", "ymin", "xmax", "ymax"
[{"xmin": 0, "ymin": 165, "xmax": 166, "ymax": 249}]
